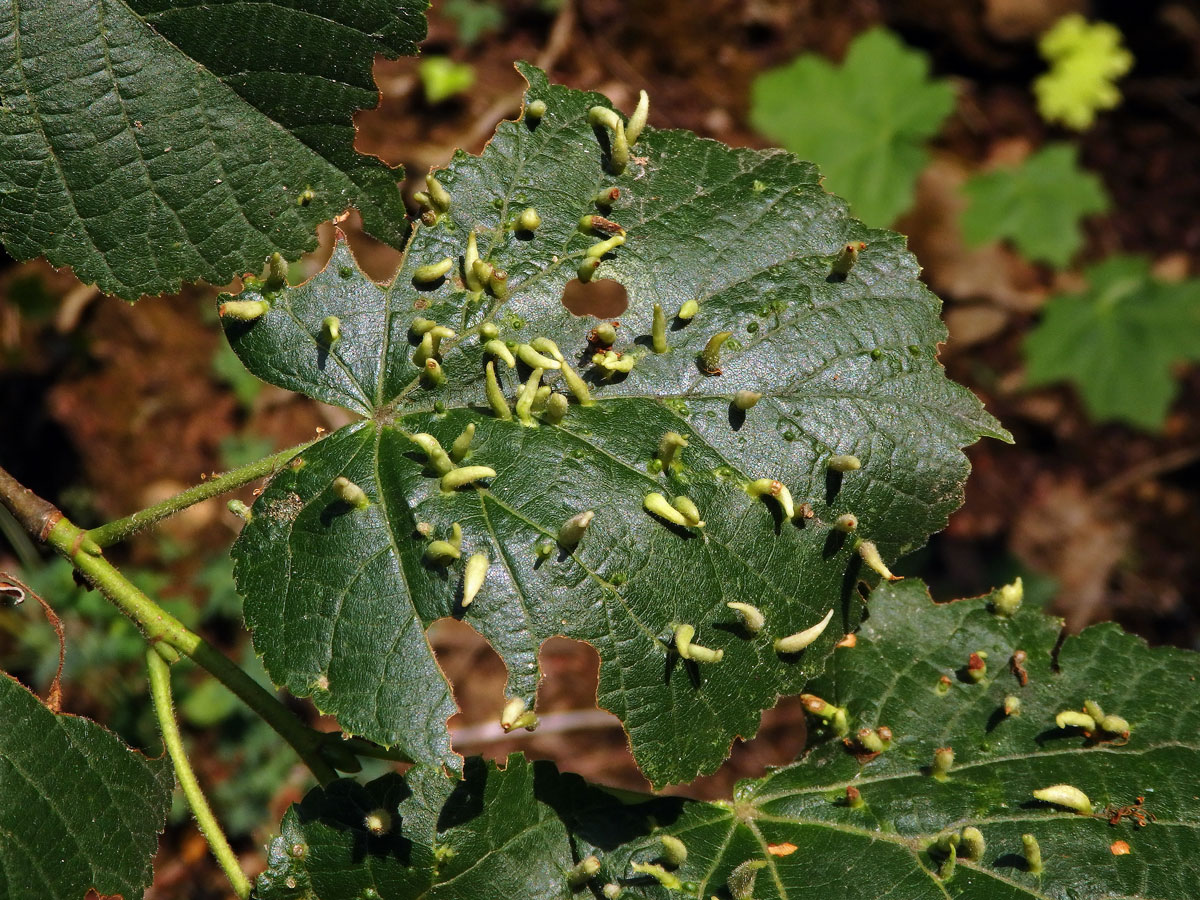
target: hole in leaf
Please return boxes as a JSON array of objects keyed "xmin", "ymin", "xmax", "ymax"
[{"xmin": 561, "ymin": 278, "xmax": 629, "ymax": 319}]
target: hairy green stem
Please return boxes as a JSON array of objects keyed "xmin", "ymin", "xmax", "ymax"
[
  {"xmin": 43, "ymin": 514, "xmax": 340, "ymax": 782},
  {"xmin": 147, "ymin": 649, "xmax": 252, "ymax": 900},
  {"xmin": 87, "ymin": 440, "xmax": 315, "ymax": 548}
]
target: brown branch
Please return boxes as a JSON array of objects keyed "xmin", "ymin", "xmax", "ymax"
[{"xmin": 0, "ymin": 464, "xmax": 61, "ymax": 540}]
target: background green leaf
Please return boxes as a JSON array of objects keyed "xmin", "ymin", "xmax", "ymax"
[
  {"xmin": 961, "ymin": 144, "xmax": 1109, "ymax": 268},
  {"xmin": 0, "ymin": 0, "xmax": 428, "ymax": 300},
  {"xmin": 1024, "ymin": 256, "xmax": 1200, "ymax": 431},
  {"xmin": 258, "ymin": 580, "xmax": 1200, "ymax": 899},
  {"xmin": 0, "ymin": 672, "xmax": 174, "ymax": 900},
  {"xmin": 749, "ymin": 28, "xmax": 955, "ymax": 227},
  {"xmin": 226, "ymin": 64, "xmax": 1005, "ymax": 787}
]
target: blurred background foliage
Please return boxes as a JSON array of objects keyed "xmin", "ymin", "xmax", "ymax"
[{"xmin": 2, "ymin": 1, "xmax": 1199, "ymax": 895}]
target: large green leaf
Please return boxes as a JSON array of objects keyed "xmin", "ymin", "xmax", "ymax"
[
  {"xmin": 225, "ymin": 64, "xmax": 1007, "ymax": 787},
  {"xmin": 961, "ymin": 144, "xmax": 1109, "ymax": 269},
  {"xmin": 749, "ymin": 28, "xmax": 956, "ymax": 227},
  {"xmin": 0, "ymin": 0, "xmax": 427, "ymax": 300},
  {"xmin": 0, "ymin": 672, "xmax": 174, "ymax": 900},
  {"xmin": 257, "ymin": 582, "xmax": 1200, "ymax": 899},
  {"xmin": 1024, "ymin": 256, "xmax": 1200, "ymax": 431}
]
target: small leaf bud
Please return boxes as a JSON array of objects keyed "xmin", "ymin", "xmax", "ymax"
[
  {"xmin": 774, "ymin": 609, "xmax": 834, "ymax": 653},
  {"xmin": 657, "ymin": 431, "xmax": 688, "ymax": 468},
  {"xmin": 485, "ymin": 361, "xmax": 512, "ymax": 420},
  {"xmin": 960, "ymin": 827, "xmax": 985, "ymax": 861},
  {"xmin": 698, "ymin": 330, "xmax": 733, "ymax": 374},
  {"xmin": 332, "ymin": 476, "xmax": 369, "ymax": 509},
  {"xmin": 577, "ymin": 257, "xmax": 601, "ymax": 283},
  {"xmin": 645, "ymin": 493, "xmax": 690, "ymax": 527},
  {"xmin": 413, "ymin": 257, "xmax": 454, "ymax": 284},
  {"xmin": 1099, "ymin": 714, "xmax": 1131, "ymax": 736},
  {"xmin": 727, "ymin": 860, "xmax": 765, "ymax": 900},
  {"xmin": 746, "ymin": 478, "xmax": 795, "ymax": 519},
  {"xmin": 726, "ymin": 601, "xmax": 765, "ymax": 634},
  {"xmin": 441, "ymin": 466, "xmax": 497, "ymax": 491},
  {"xmin": 544, "ymin": 392, "xmax": 569, "ymax": 424},
  {"xmin": 834, "ymin": 513, "xmax": 858, "ymax": 533},
  {"xmin": 526, "ymin": 99, "xmax": 547, "ymax": 122},
  {"xmin": 592, "ymin": 321, "xmax": 617, "ymax": 345},
  {"xmin": 560, "ymin": 361, "xmax": 594, "ymax": 406},
  {"xmin": 659, "ymin": 834, "xmax": 686, "ymax": 868},
  {"xmin": 857, "ymin": 540, "xmax": 900, "ymax": 581},
  {"xmin": 733, "ymin": 390, "xmax": 761, "ymax": 410},
  {"xmin": 827, "ymin": 454, "xmax": 862, "ymax": 472},
  {"xmin": 1055, "ymin": 710, "xmax": 1096, "ymax": 731},
  {"xmin": 651, "ymin": 303, "xmax": 668, "ymax": 353},
  {"xmin": 219, "ymin": 299, "xmax": 270, "ymax": 320},
  {"xmin": 558, "ymin": 510, "xmax": 595, "ymax": 549},
  {"xmin": 567, "ymin": 856, "xmax": 601, "ymax": 890},
  {"xmin": 515, "ymin": 366, "xmax": 544, "ymax": 427},
  {"xmin": 410, "ymin": 433, "xmax": 454, "ymax": 475},
  {"xmin": 319, "ymin": 316, "xmax": 341, "ymax": 345},
  {"xmin": 626, "ymin": 89, "xmax": 650, "ymax": 144},
  {"xmin": 462, "ymin": 553, "xmax": 488, "ymax": 608},
  {"xmin": 364, "ymin": 809, "xmax": 392, "ymax": 835},
  {"xmin": 991, "ymin": 577, "xmax": 1023, "ymax": 617},
  {"xmin": 516, "ymin": 207, "xmax": 542, "ymax": 231},
  {"xmin": 422, "ymin": 358, "xmax": 445, "ymax": 388},
  {"xmin": 1033, "ymin": 784, "xmax": 1093, "ymax": 815},
  {"xmin": 1022, "ymin": 834, "xmax": 1042, "ymax": 874},
  {"xmin": 831, "ymin": 240, "xmax": 866, "ymax": 278},
  {"xmin": 530, "ymin": 336, "xmax": 565, "ymax": 362},
  {"xmin": 932, "ymin": 746, "xmax": 954, "ymax": 781},
  {"xmin": 670, "ymin": 495, "xmax": 704, "ymax": 527},
  {"xmin": 801, "ymin": 694, "xmax": 850, "ymax": 736},
  {"xmin": 450, "ymin": 423, "xmax": 475, "ymax": 462}
]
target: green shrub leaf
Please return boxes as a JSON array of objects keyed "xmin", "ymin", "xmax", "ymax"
[
  {"xmin": 0, "ymin": 672, "xmax": 174, "ymax": 900},
  {"xmin": 225, "ymin": 64, "xmax": 1006, "ymax": 786},
  {"xmin": 749, "ymin": 28, "xmax": 955, "ymax": 227},
  {"xmin": 0, "ymin": 0, "xmax": 427, "ymax": 300},
  {"xmin": 1024, "ymin": 256, "xmax": 1200, "ymax": 431},
  {"xmin": 961, "ymin": 144, "xmax": 1109, "ymax": 268},
  {"xmin": 259, "ymin": 580, "xmax": 1200, "ymax": 899}
]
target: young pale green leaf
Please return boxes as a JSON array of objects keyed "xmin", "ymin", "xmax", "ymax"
[
  {"xmin": 1024, "ymin": 256, "xmax": 1200, "ymax": 431},
  {"xmin": 1034, "ymin": 14, "xmax": 1133, "ymax": 131},
  {"xmin": 0, "ymin": 0, "xmax": 427, "ymax": 300},
  {"xmin": 225, "ymin": 64, "xmax": 1007, "ymax": 786},
  {"xmin": 0, "ymin": 672, "xmax": 174, "ymax": 900},
  {"xmin": 961, "ymin": 144, "xmax": 1109, "ymax": 268},
  {"xmin": 749, "ymin": 28, "xmax": 955, "ymax": 227},
  {"xmin": 259, "ymin": 582, "xmax": 1200, "ymax": 900}
]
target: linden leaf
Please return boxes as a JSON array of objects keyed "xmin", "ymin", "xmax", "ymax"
[
  {"xmin": 0, "ymin": 0, "xmax": 427, "ymax": 300},
  {"xmin": 961, "ymin": 144, "xmax": 1110, "ymax": 268},
  {"xmin": 0, "ymin": 672, "xmax": 174, "ymax": 900},
  {"xmin": 224, "ymin": 64, "xmax": 1006, "ymax": 787},
  {"xmin": 1024, "ymin": 256, "xmax": 1200, "ymax": 431},
  {"xmin": 749, "ymin": 27, "xmax": 956, "ymax": 227},
  {"xmin": 258, "ymin": 581, "xmax": 1200, "ymax": 898},
  {"xmin": 1034, "ymin": 15, "xmax": 1134, "ymax": 131}
]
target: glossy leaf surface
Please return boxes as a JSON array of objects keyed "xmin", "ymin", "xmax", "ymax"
[
  {"xmin": 0, "ymin": 0, "xmax": 427, "ymax": 299},
  {"xmin": 259, "ymin": 581, "xmax": 1200, "ymax": 898},
  {"xmin": 226, "ymin": 64, "xmax": 1006, "ymax": 786},
  {"xmin": 0, "ymin": 673, "xmax": 174, "ymax": 900}
]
